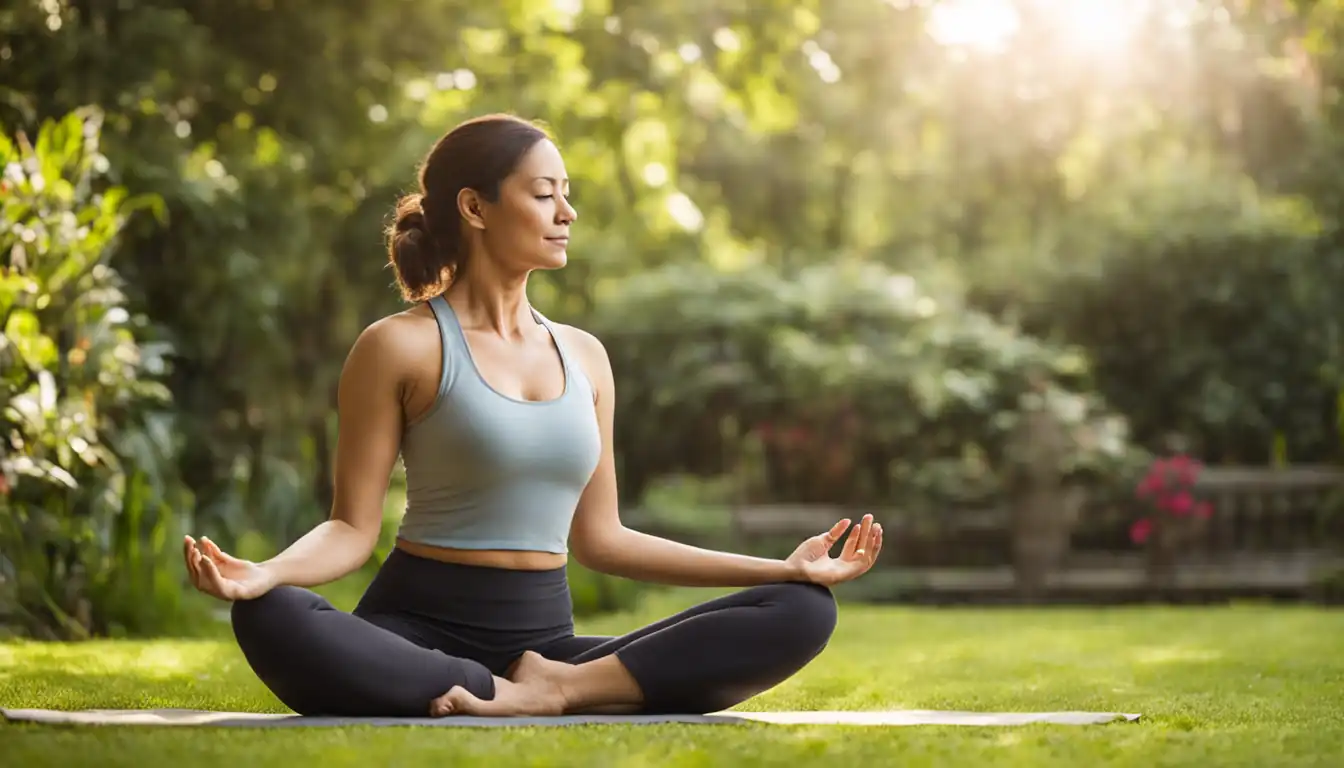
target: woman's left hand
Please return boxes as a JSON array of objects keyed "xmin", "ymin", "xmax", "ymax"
[{"xmin": 785, "ymin": 514, "xmax": 883, "ymax": 587}]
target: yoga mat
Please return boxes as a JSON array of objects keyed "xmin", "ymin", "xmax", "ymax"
[{"xmin": 2, "ymin": 707, "xmax": 1140, "ymax": 728}]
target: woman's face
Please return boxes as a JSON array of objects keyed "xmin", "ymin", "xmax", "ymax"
[{"xmin": 463, "ymin": 138, "xmax": 577, "ymax": 274}]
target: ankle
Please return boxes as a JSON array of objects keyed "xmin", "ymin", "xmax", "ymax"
[
  {"xmin": 554, "ymin": 657, "xmax": 643, "ymax": 712},
  {"xmin": 552, "ymin": 666, "xmax": 584, "ymax": 711}
]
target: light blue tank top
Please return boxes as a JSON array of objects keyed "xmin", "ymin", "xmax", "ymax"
[{"xmin": 395, "ymin": 295, "xmax": 601, "ymax": 554}]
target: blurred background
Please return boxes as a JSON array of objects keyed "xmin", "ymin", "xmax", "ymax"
[{"xmin": 3, "ymin": 0, "xmax": 1343, "ymax": 641}]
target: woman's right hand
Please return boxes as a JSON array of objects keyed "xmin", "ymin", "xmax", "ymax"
[{"xmin": 183, "ymin": 535, "xmax": 278, "ymax": 602}]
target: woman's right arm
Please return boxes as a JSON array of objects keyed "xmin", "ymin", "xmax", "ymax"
[
  {"xmin": 185, "ymin": 318, "xmax": 410, "ymax": 598},
  {"xmin": 257, "ymin": 320, "xmax": 409, "ymax": 587}
]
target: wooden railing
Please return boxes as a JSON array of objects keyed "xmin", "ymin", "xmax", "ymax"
[{"xmin": 636, "ymin": 465, "xmax": 1344, "ymax": 599}]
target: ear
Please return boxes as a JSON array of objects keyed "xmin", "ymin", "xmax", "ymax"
[{"xmin": 457, "ymin": 188, "xmax": 488, "ymax": 230}]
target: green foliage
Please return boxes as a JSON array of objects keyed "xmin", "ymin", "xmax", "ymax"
[
  {"xmin": 565, "ymin": 562, "xmax": 649, "ymax": 618},
  {"xmin": 3, "ymin": 0, "xmax": 1344, "ymax": 636},
  {"xmin": 0, "ymin": 110, "xmax": 190, "ymax": 639},
  {"xmin": 594, "ymin": 261, "xmax": 1137, "ymax": 509},
  {"xmin": 633, "ymin": 474, "xmax": 739, "ymax": 538},
  {"xmin": 1030, "ymin": 177, "xmax": 1340, "ymax": 463}
]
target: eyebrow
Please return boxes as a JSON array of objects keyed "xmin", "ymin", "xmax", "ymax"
[{"xmin": 533, "ymin": 176, "xmax": 569, "ymax": 183}]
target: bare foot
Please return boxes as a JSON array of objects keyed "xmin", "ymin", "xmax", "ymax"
[{"xmin": 428, "ymin": 651, "xmax": 572, "ymax": 718}]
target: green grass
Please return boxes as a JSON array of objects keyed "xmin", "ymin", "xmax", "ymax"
[{"xmin": 2, "ymin": 587, "xmax": 1342, "ymax": 767}]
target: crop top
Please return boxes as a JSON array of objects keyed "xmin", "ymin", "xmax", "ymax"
[{"xmin": 394, "ymin": 295, "xmax": 601, "ymax": 554}]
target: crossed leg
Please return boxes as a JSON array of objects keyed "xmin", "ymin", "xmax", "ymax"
[
  {"xmin": 230, "ymin": 585, "xmax": 499, "ymax": 717},
  {"xmin": 432, "ymin": 581, "xmax": 838, "ymax": 716}
]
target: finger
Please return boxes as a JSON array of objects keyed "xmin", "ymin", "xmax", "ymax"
[
  {"xmin": 184, "ymin": 541, "xmax": 204, "ymax": 586},
  {"xmin": 200, "ymin": 536, "xmax": 221, "ymax": 560},
  {"xmin": 198, "ymin": 557, "xmax": 233, "ymax": 600},
  {"xmin": 871, "ymin": 524, "xmax": 884, "ymax": 562},
  {"xmin": 840, "ymin": 518, "xmax": 864, "ymax": 559},
  {"xmin": 188, "ymin": 548, "xmax": 209, "ymax": 592},
  {"xmin": 851, "ymin": 514, "xmax": 874, "ymax": 557},
  {"xmin": 822, "ymin": 519, "xmax": 850, "ymax": 546},
  {"xmin": 197, "ymin": 538, "xmax": 229, "ymax": 567},
  {"xmin": 200, "ymin": 537, "xmax": 238, "ymax": 565}
]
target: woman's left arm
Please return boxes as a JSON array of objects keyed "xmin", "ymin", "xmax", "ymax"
[{"xmin": 563, "ymin": 327, "xmax": 882, "ymax": 588}]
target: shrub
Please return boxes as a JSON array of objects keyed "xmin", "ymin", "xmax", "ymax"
[
  {"xmin": 589, "ymin": 260, "xmax": 1138, "ymax": 513},
  {"xmin": 1, "ymin": 109, "xmax": 190, "ymax": 638},
  {"xmin": 1028, "ymin": 187, "xmax": 1339, "ymax": 465}
]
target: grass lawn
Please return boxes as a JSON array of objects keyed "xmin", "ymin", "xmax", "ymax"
[{"xmin": 1, "ymin": 580, "xmax": 1342, "ymax": 767}]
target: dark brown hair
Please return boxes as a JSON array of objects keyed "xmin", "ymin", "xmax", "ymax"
[{"xmin": 386, "ymin": 114, "xmax": 551, "ymax": 302}]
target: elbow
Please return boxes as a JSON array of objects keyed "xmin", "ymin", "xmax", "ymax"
[
  {"xmin": 333, "ymin": 516, "xmax": 383, "ymax": 569},
  {"xmin": 569, "ymin": 526, "xmax": 630, "ymax": 574}
]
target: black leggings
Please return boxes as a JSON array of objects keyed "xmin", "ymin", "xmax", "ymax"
[{"xmin": 230, "ymin": 549, "xmax": 838, "ymax": 716}]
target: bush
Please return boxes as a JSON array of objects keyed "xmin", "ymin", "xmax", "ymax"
[
  {"xmin": 590, "ymin": 260, "xmax": 1137, "ymax": 513},
  {"xmin": 566, "ymin": 562, "xmax": 650, "ymax": 618},
  {"xmin": 1027, "ymin": 185, "xmax": 1340, "ymax": 464},
  {"xmin": 0, "ymin": 109, "xmax": 190, "ymax": 638}
]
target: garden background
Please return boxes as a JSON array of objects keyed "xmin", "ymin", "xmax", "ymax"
[{"xmin": 3, "ymin": 1, "xmax": 1344, "ymax": 765}]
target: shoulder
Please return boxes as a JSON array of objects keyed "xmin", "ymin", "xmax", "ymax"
[
  {"xmin": 343, "ymin": 307, "xmax": 439, "ymax": 383},
  {"xmin": 551, "ymin": 322, "xmax": 614, "ymax": 389},
  {"xmin": 552, "ymin": 322, "xmax": 609, "ymax": 364}
]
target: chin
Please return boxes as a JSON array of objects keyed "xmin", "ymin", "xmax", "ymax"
[{"xmin": 531, "ymin": 252, "xmax": 568, "ymax": 271}]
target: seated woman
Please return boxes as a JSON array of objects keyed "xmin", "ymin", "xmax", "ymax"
[{"xmin": 182, "ymin": 114, "xmax": 884, "ymax": 718}]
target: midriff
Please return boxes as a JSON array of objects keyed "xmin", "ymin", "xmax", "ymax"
[{"xmin": 394, "ymin": 538, "xmax": 568, "ymax": 571}]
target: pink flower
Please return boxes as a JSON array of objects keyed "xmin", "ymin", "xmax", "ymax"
[
  {"xmin": 1136, "ymin": 472, "xmax": 1164, "ymax": 497},
  {"xmin": 1169, "ymin": 491, "xmax": 1194, "ymax": 516},
  {"xmin": 1130, "ymin": 517, "xmax": 1153, "ymax": 545}
]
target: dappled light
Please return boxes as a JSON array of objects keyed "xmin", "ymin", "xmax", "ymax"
[
  {"xmin": 2, "ymin": 640, "xmax": 227, "ymax": 682},
  {"xmin": 1130, "ymin": 646, "xmax": 1224, "ymax": 666}
]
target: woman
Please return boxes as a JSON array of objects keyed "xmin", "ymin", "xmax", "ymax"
[{"xmin": 183, "ymin": 114, "xmax": 884, "ymax": 718}]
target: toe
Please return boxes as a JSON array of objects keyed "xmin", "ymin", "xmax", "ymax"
[
  {"xmin": 446, "ymin": 686, "xmax": 486, "ymax": 716},
  {"xmin": 428, "ymin": 693, "xmax": 454, "ymax": 717}
]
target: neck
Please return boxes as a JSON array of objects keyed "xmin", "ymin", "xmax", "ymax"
[{"xmin": 445, "ymin": 257, "xmax": 534, "ymax": 338}]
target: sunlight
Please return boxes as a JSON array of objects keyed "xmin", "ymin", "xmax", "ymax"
[
  {"xmin": 927, "ymin": 0, "xmax": 1020, "ymax": 52},
  {"xmin": 927, "ymin": 0, "xmax": 1148, "ymax": 58},
  {"xmin": 1057, "ymin": 0, "xmax": 1143, "ymax": 56}
]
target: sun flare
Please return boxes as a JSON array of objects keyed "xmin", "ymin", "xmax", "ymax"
[{"xmin": 927, "ymin": 0, "xmax": 1150, "ymax": 58}]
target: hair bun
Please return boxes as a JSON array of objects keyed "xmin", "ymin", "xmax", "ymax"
[
  {"xmin": 388, "ymin": 193, "xmax": 439, "ymax": 296},
  {"xmin": 393, "ymin": 194, "xmax": 429, "ymax": 234}
]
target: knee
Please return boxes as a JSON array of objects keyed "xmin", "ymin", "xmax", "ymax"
[
  {"xmin": 764, "ymin": 582, "xmax": 838, "ymax": 653},
  {"xmin": 230, "ymin": 586, "xmax": 317, "ymax": 644}
]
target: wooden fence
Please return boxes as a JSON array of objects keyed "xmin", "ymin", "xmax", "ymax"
[{"xmin": 635, "ymin": 465, "xmax": 1344, "ymax": 603}]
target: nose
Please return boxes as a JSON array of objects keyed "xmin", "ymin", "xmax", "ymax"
[{"xmin": 557, "ymin": 195, "xmax": 577, "ymax": 224}]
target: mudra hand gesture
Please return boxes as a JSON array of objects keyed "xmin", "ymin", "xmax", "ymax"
[
  {"xmin": 786, "ymin": 514, "xmax": 883, "ymax": 587},
  {"xmin": 183, "ymin": 535, "xmax": 277, "ymax": 602}
]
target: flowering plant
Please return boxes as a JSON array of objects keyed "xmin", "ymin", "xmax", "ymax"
[{"xmin": 1130, "ymin": 454, "xmax": 1214, "ymax": 545}]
